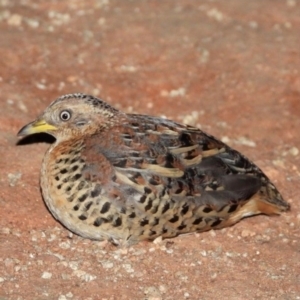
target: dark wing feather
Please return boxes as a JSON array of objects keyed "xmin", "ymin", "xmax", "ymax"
[
  {"xmin": 84, "ymin": 114, "xmax": 267, "ymax": 210},
  {"xmin": 78, "ymin": 113, "xmax": 288, "ymax": 244}
]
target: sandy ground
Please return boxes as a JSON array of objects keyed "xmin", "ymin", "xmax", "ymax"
[{"xmin": 0, "ymin": 0, "xmax": 300, "ymax": 299}]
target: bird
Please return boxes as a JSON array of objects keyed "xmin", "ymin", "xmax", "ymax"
[{"xmin": 17, "ymin": 93, "xmax": 290, "ymax": 246}]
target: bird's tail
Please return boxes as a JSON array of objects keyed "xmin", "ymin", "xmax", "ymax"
[{"xmin": 225, "ymin": 181, "xmax": 290, "ymax": 226}]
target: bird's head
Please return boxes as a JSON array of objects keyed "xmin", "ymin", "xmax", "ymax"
[{"xmin": 18, "ymin": 94, "xmax": 120, "ymax": 141}]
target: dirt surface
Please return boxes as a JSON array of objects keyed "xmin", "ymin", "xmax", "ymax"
[{"xmin": 0, "ymin": 0, "xmax": 300, "ymax": 299}]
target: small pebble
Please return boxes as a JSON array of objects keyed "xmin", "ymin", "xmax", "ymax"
[
  {"xmin": 169, "ymin": 87, "xmax": 186, "ymax": 97},
  {"xmin": 101, "ymin": 261, "xmax": 114, "ymax": 269},
  {"xmin": 41, "ymin": 272, "xmax": 52, "ymax": 279},
  {"xmin": 287, "ymin": 0, "xmax": 296, "ymax": 7},
  {"xmin": 7, "ymin": 172, "xmax": 22, "ymax": 187},
  {"xmin": 289, "ymin": 147, "xmax": 299, "ymax": 156},
  {"xmin": 122, "ymin": 263, "xmax": 134, "ymax": 273},
  {"xmin": 207, "ymin": 8, "xmax": 224, "ymax": 22},
  {"xmin": 7, "ymin": 14, "xmax": 22, "ymax": 26},
  {"xmin": 241, "ymin": 229, "xmax": 256, "ymax": 237}
]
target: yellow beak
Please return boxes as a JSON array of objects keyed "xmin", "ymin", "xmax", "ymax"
[{"xmin": 17, "ymin": 119, "xmax": 57, "ymax": 137}]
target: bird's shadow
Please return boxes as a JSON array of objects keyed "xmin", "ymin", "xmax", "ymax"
[{"xmin": 16, "ymin": 133, "xmax": 55, "ymax": 146}]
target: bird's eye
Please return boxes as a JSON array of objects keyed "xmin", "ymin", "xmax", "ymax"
[{"xmin": 59, "ymin": 110, "xmax": 71, "ymax": 121}]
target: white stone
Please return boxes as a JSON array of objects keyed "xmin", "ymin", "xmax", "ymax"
[{"xmin": 41, "ymin": 272, "xmax": 52, "ymax": 279}]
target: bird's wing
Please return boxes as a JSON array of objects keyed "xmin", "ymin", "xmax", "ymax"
[{"xmin": 82, "ymin": 114, "xmax": 264, "ymax": 213}]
